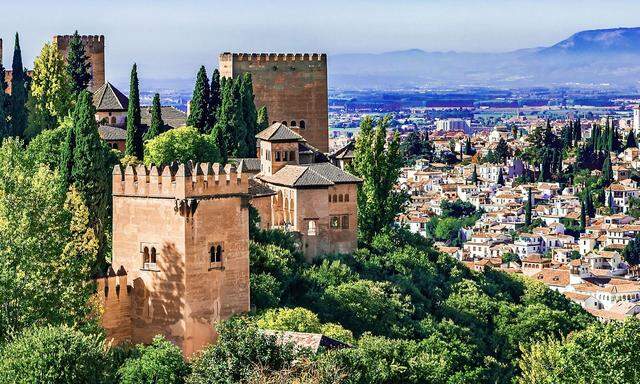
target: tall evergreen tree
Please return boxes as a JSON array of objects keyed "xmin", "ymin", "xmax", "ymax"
[
  {"xmin": 471, "ymin": 165, "xmax": 478, "ymax": 186},
  {"xmin": 257, "ymin": 105, "xmax": 269, "ymax": 133},
  {"xmin": 580, "ymin": 198, "xmax": 587, "ymax": 231},
  {"xmin": 464, "ymin": 137, "xmax": 474, "ymax": 155},
  {"xmin": 347, "ymin": 115, "xmax": 407, "ymax": 242},
  {"xmin": 239, "ymin": 73, "xmax": 258, "ymax": 157},
  {"xmin": 211, "ymin": 79, "xmax": 233, "ymax": 163},
  {"xmin": 187, "ymin": 66, "xmax": 210, "ymax": 133},
  {"xmin": 525, "ymin": 187, "xmax": 532, "ymax": 226},
  {"xmin": 208, "ymin": 69, "xmax": 221, "ymax": 131},
  {"xmin": 66, "ymin": 31, "xmax": 92, "ymax": 96},
  {"xmin": 61, "ymin": 90, "xmax": 110, "ymax": 270},
  {"xmin": 573, "ymin": 118, "xmax": 582, "ymax": 144},
  {"xmin": 602, "ymin": 155, "xmax": 613, "ymax": 185},
  {"xmin": 143, "ymin": 93, "xmax": 163, "ymax": 142},
  {"xmin": 0, "ymin": 63, "xmax": 8, "ymax": 139},
  {"xmin": 626, "ymin": 130, "xmax": 637, "ymax": 149},
  {"xmin": 125, "ymin": 64, "xmax": 143, "ymax": 158},
  {"xmin": 497, "ymin": 168, "xmax": 505, "ymax": 186},
  {"xmin": 9, "ymin": 33, "xmax": 28, "ymax": 138},
  {"xmin": 584, "ymin": 186, "xmax": 595, "ymax": 218},
  {"xmin": 495, "ymin": 138, "xmax": 510, "ymax": 164}
]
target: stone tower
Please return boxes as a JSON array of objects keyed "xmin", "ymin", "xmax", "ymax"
[
  {"xmin": 53, "ymin": 34, "xmax": 105, "ymax": 91},
  {"xmin": 104, "ymin": 162, "xmax": 251, "ymax": 356},
  {"xmin": 219, "ymin": 53, "xmax": 329, "ymax": 153}
]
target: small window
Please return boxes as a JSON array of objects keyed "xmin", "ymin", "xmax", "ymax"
[
  {"xmin": 209, "ymin": 242, "xmax": 223, "ymax": 267},
  {"xmin": 307, "ymin": 221, "xmax": 317, "ymax": 236},
  {"xmin": 150, "ymin": 247, "xmax": 157, "ymax": 263},
  {"xmin": 328, "ymin": 195, "xmax": 331, "ymax": 202},
  {"xmin": 345, "ymin": 194, "xmax": 349, "ymax": 202},
  {"xmin": 281, "ymin": 121, "xmax": 288, "ymax": 126},
  {"xmin": 272, "ymin": 121, "xmax": 277, "ymax": 124},
  {"xmin": 275, "ymin": 151, "xmax": 281, "ymax": 161},
  {"xmin": 110, "ymin": 116, "xmax": 116, "ymax": 125},
  {"xmin": 342, "ymin": 215, "xmax": 349, "ymax": 229},
  {"xmin": 332, "ymin": 195, "xmax": 338, "ymax": 203},
  {"xmin": 283, "ymin": 151, "xmax": 289, "ymax": 161},
  {"xmin": 299, "ymin": 120, "xmax": 306, "ymax": 130},
  {"xmin": 143, "ymin": 247, "xmax": 150, "ymax": 264},
  {"xmin": 290, "ymin": 121, "xmax": 297, "ymax": 127},
  {"xmin": 289, "ymin": 151, "xmax": 295, "ymax": 161},
  {"xmin": 330, "ymin": 216, "xmax": 340, "ymax": 229},
  {"xmin": 338, "ymin": 194, "xmax": 344, "ymax": 202}
]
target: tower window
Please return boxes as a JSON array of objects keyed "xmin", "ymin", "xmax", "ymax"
[
  {"xmin": 290, "ymin": 121, "xmax": 297, "ymax": 127},
  {"xmin": 141, "ymin": 244, "xmax": 159, "ymax": 271},
  {"xmin": 150, "ymin": 247, "xmax": 157, "ymax": 263},
  {"xmin": 281, "ymin": 121, "xmax": 288, "ymax": 126},
  {"xmin": 275, "ymin": 151, "xmax": 281, "ymax": 161},
  {"xmin": 307, "ymin": 220, "xmax": 317, "ymax": 236},
  {"xmin": 209, "ymin": 242, "xmax": 224, "ymax": 269},
  {"xmin": 338, "ymin": 194, "xmax": 344, "ymax": 202},
  {"xmin": 143, "ymin": 246, "xmax": 149, "ymax": 264},
  {"xmin": 299, "ymin": 120, "xmax": 306, "ymax": 130},
  {"xmin": 345, "ymin": 194, "xmax": 350, "ymax": 202}
]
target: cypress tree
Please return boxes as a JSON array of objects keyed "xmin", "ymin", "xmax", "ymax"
[
  {"xmin": 230, "ymin": 78, "xmax": 248, "ymax": 157},
  {"xmin": 66, "ymin": 90, "xmax": 110, "ymax": 269},
  {"xmin": 187, "ymin": 66, "xmax": 210, "ymax": 133},
  {"xmin": 125, "ymin": 64, "xmax": 143, "ymax": 158},
  {"xmin": 580, "ymin": 198, "xmax": 587, "ymax": 231},
  {"xmin": 66, "ymin": 30, "xmax": 92, "ymax": 96},
  {"xmin": 497, "ymin": 168, "xmax": 505, "ymax": 186},
  {"xmin": 239, "ymin": 73, "xmax": 258, "ymax": 157},
  {"xmin": 525, "ymin": 187, "xmax": 532, "ymax": 226},
  {"xmin": 212, "ymin": 79, "xmax": 233, "ymax": 163},
  {"xmin": 574, "ymin": 118, "xmax": 582, "ymax": 143},
  {"xmin": 143, "ymin": 93, "xmax": 163, "ymax": 142},
  {"xmin": 208, "ymin": 69, "xmax": 221, "ymax": 131},
  {"xmin": 257, "ymin": 105, "xmax": 269, "ymax": 133},
  {"xmin": 626, "ymin": 130, "xmax": 637, "ymax": 149},
  {"xmin": 10, "ymin": 33, "xmax": 28, "ymax": 138},
  {"xmin": 585, "ymin": 187, "xmax": 595, "ymax": 218},
  {"xmin": 0, "ymin": 63, "xmax": 8, "ymax": 139},
  {"xmin": 602, "ymin": 155, "xmax": 613, "ymax": 185}
]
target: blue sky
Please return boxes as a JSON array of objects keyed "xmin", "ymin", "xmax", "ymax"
[{"xmin": 2, "ymin": 0, "xmax": 640, "ymax": 84}]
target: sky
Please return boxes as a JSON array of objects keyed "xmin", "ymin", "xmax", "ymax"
[{"xmin": 2, "ymin": 0, "xmax": 640, "ymax": 87}]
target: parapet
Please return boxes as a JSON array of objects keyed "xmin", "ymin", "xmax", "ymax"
[
  {"xmin": 95, "ymin": 266, "xmax": 130, "ymax": 302},
  {"xmin": 53, "ymin": 34, "xmax": 105, "ymax": 45},
  {"xmin": 113, "ymin": 161, "xmax": 248, "ymax": 199},
  {"xmin": 220, "ymin": 52, "xmax": 326, "ymax": 63}
]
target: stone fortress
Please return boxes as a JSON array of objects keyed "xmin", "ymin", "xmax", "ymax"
[{"xmin": 0, "ymin": 34, "xmax": 358, "ymax": 355}]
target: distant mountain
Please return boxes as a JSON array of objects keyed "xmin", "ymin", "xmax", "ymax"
[{"xmin": 329, "ymin": 27, "xmax": 640, "ymax": 89}]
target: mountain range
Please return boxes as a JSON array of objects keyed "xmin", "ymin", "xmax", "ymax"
[{"xmin": 329, "ymin": 27, "xmax": 640, "ymax": 89}]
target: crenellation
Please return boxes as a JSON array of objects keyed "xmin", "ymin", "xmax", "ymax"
[
  {"xmin": 220, "ymin": 52, "xmax": 326, "ymax": 63},
  {"xmin": 113, "ymin": 162, "xmax": 248, "ymax": 198}
]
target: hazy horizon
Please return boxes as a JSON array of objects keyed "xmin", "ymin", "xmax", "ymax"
[{"xmin": 2, "ymin": 0, "xmax": 640, "ymax": 87}]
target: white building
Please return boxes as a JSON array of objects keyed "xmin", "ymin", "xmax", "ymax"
[{"xmin": 436, "ymin": 119, "xmax": 470, "ymax": 132}]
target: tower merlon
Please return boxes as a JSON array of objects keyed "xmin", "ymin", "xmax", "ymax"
[{"xmin": 113, "ymin": 161, "xmax": 248, "ymax": 198}]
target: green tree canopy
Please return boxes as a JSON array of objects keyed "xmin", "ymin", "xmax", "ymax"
[
  {"xmin": 118, "ymin": 335, "xmax": 189, "ymax": 384},
  {"xmin": 0, "ymin": 325, "xmax": 107, "ymax": 384},
  {"xmin": 26, "ymin": 42, "xmax": 74, "ymax": 139},
  {"xmin": 0, "ymin": 139, "xmax": 98, "ymax": 340},
  {"xmin": 144, "ymin": 126, "xmax": 221, "ymax": 166},
  {"xmin": 187, "ymin": 66, "xmax": 210, "ymax": 133},
  {"xmin": 348, "ymin": 116, "xmax": 407, "ymax": 242}
]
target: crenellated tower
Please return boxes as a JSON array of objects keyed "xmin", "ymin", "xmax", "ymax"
[
  {"xmin": 53, "ymin": 34, "xmax": 105, "ymax": 91},
  {"xmin": 103, "ymin": 161, "xmax": 251, "ymax": 356},
  {"xmin": 219, "ymin": 52, "xmax": 329, "ymax": 152}
]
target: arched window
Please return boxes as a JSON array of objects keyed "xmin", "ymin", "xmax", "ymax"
[
  {"xmin": 281, "ymin": 121, "xmax": 288, "ymax": 126},
  {"xmin": 110, "ymin": 116, "xmax": 116, "ymax": 125},
  {"xmin": 290, "ymin": 121, "xmax": 297, "ymax": 127},
  {"xmin": 272, "ymin": 121, "xmax": 277, "ymax": 124},
  {"xmin": 210, "ymin": 246, "xmax": 216, "ymax": 262},
  {"xmin": 150, "ymin": 247, "xmax": 157, "ymax": 263},
  {"xmin": 345, "ymin": 194, "xmax": 349, "ymax": 202},
  {"xmin": 328, "ymin": 195, "xmax": 331, "ymax": 203},
  {"xmin": 307, "ymin": 221, "xmax": 317, "ymax": 236},
  {"xmin": 332, "ymin": 195, "xmax": 338, "ymax": 203},
  {"xmin": 299, "ymin": 120, "xmax": 306, "ymax": 130},
  {"xmin": 209, "ymin": 244, "xmax": 223, "ymax": 263},
  {"xmin": 338, "ymin": 194, "xmax": 344, "ymax": 202},
  {"xmin": 143, "ymin": 247, "xmax": 150, "ymax": 264},
  {"xmin": 216, "ymin": 245, "xmax": 223, "ymax": 262}
]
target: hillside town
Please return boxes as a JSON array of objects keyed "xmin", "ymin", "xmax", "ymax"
[{"xmin": 396, "ymin": 115, "xmax": 640, "ymax": 322}]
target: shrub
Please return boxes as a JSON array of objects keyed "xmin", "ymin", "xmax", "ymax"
[{"xmin": 119, "ymin": 335, "xmax": 189, "ymax": 384}]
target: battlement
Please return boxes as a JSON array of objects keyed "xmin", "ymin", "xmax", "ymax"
[
  {"xmin": 220, "ymin": 52, "xmax": 326, "ymax": 62},
  {"xmin": 53, "ymin": 34, "xmax": 105, "ymax": 45},
  {"xmin": 113, "ymin": 161, "xmax": 248, "ymax": 199},
  {"xmin": 95, "ymin": 266, "xmax": 130, "ymax": 301}
]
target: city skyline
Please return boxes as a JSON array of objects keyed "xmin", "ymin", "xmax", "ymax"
[{"xmin": 2, "ymin": 0, "xmax": 640, "ymax": 84}]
